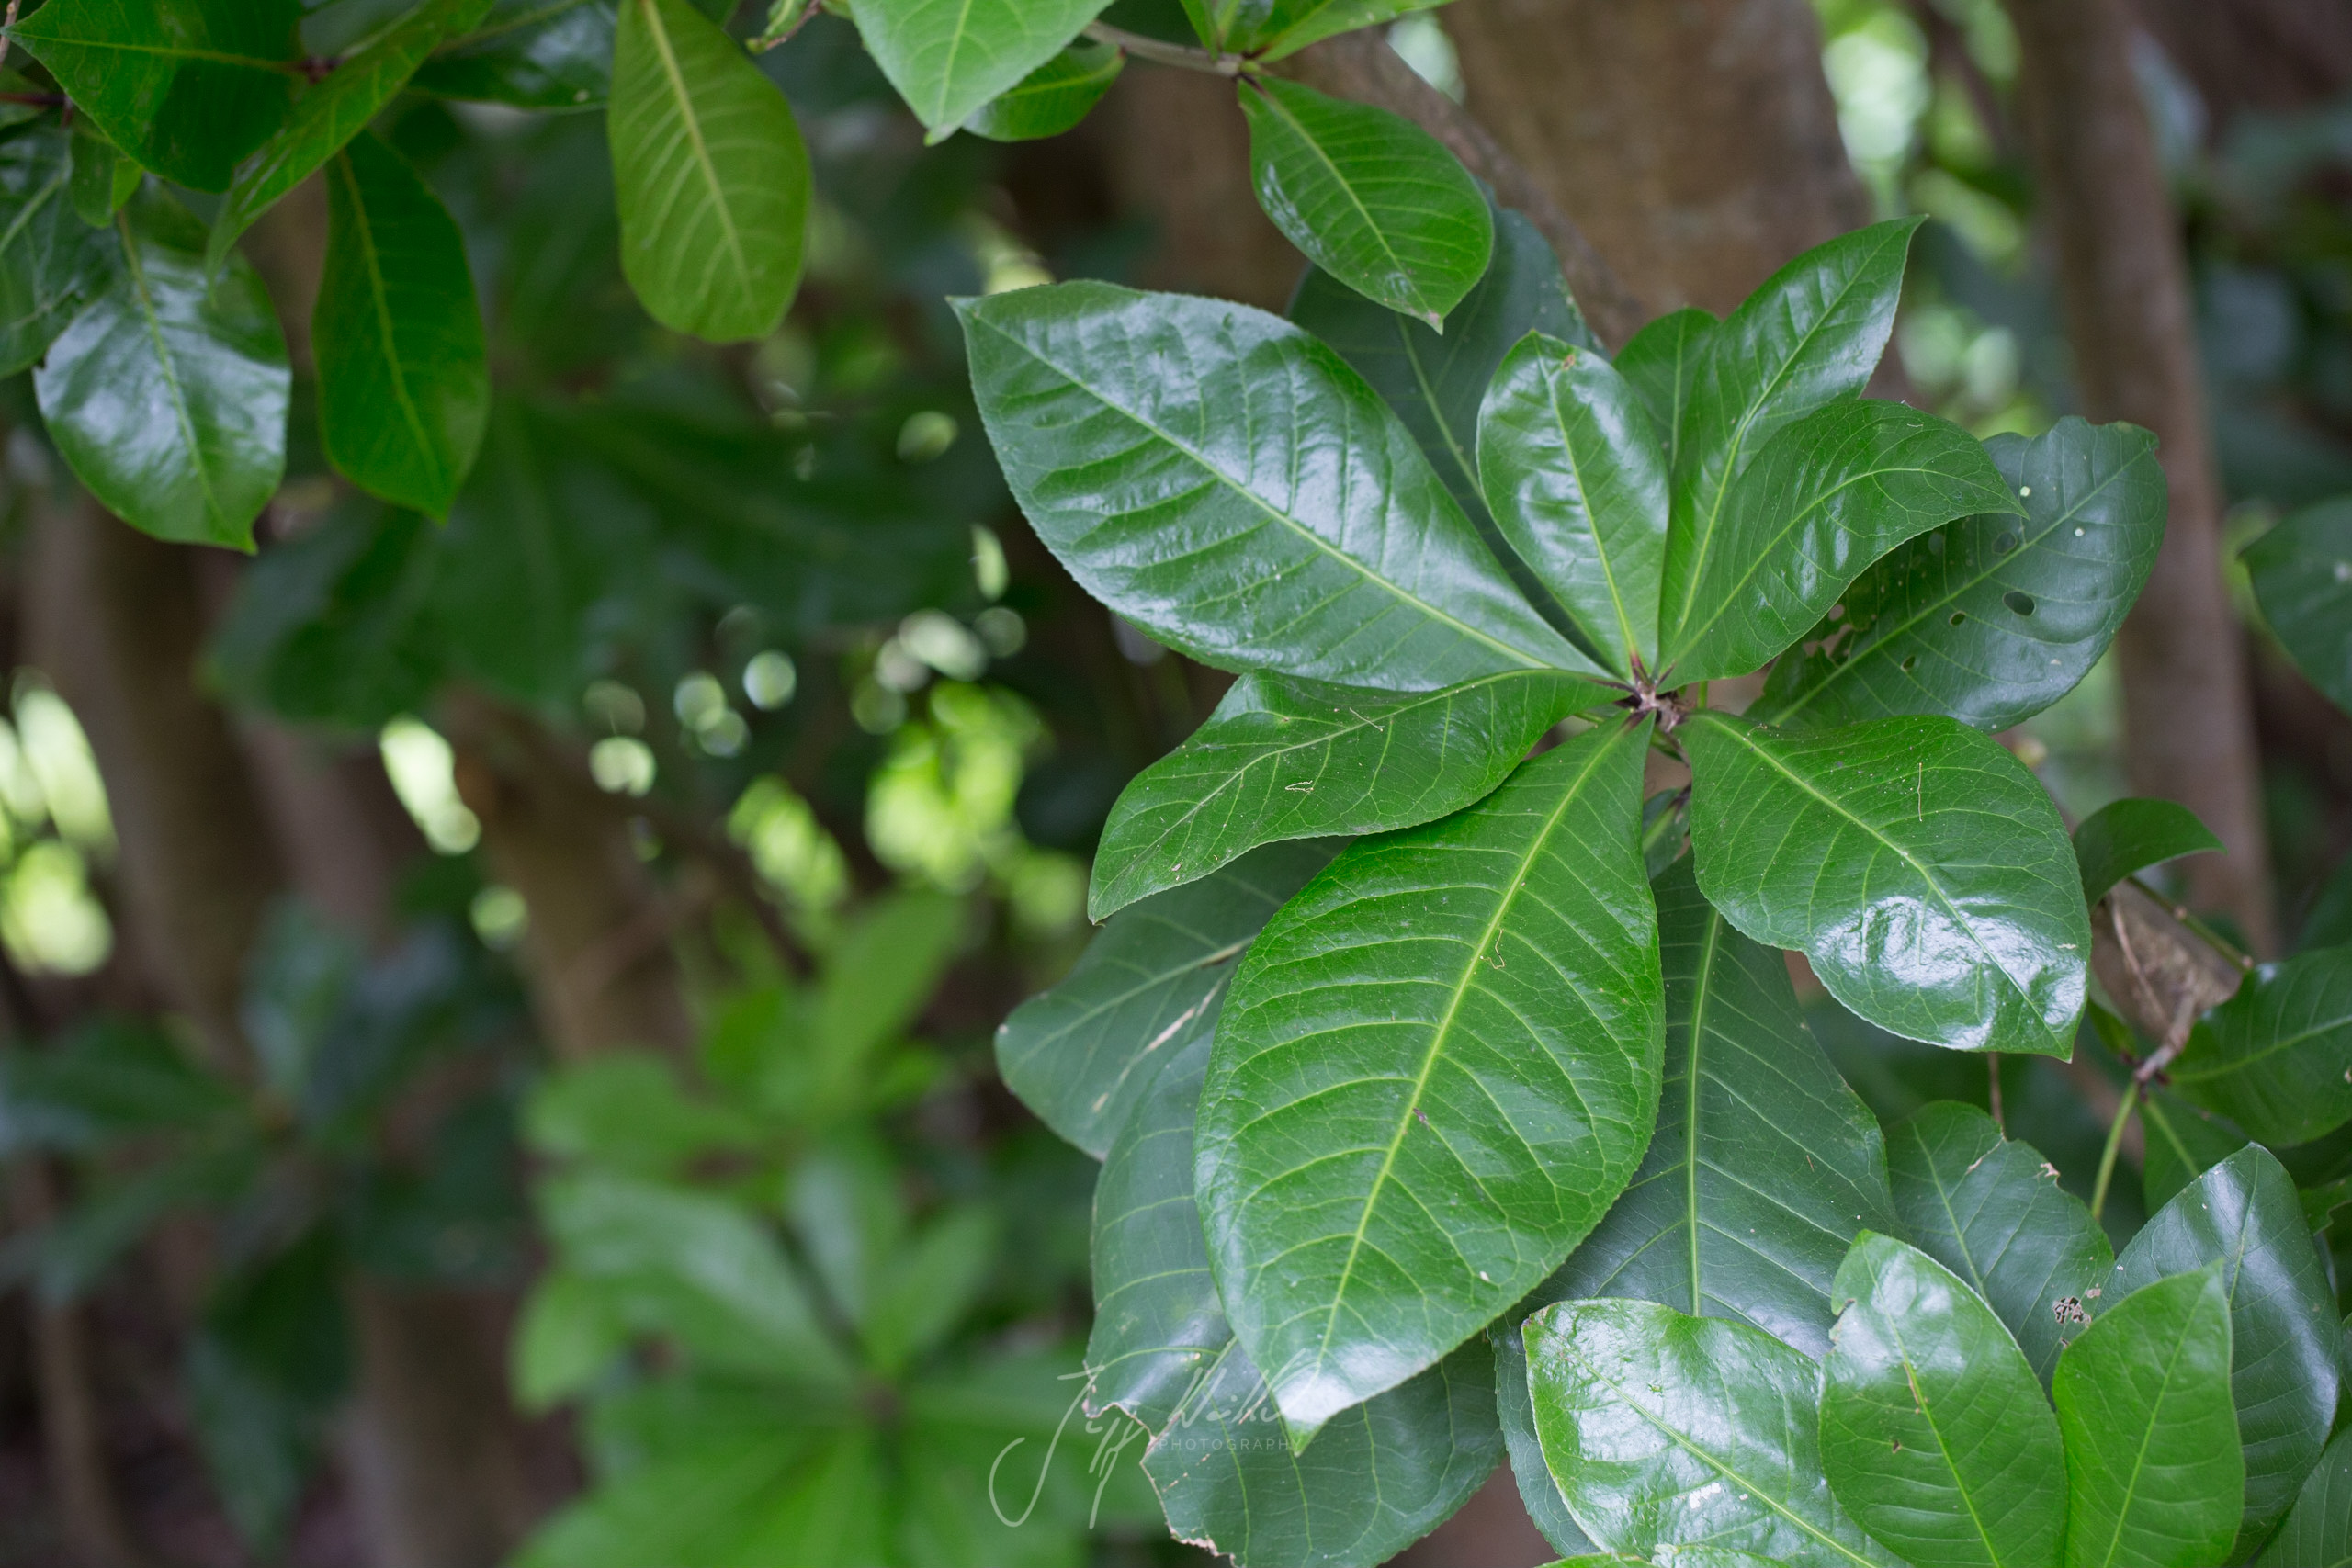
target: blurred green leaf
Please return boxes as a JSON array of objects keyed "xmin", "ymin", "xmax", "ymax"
[
  {"xmin": 513, "ymin": 1269, "xmax": 632, "ymax": 1409},
  {"xmin": 2246, "ymin": 497, "xmax": 2352, "ymax": 719},
  {"xmin": 862, "ymin": 1204, "xmax": 997, "ymax": 1375},
  {"xmin": 1216, "ymin": 0, "xmax": 1443, "ymax": 60},
  {"xmin": 66, "ymin": 119, "xmax": 133, "ymax": 228},
  {"xmin": 526, "ymin": 1053, "xmax": 759, "ymax": 1173},
  {"xmin": 0, "ymin": 1019, "xmax": 236, "ymax": 1155},
  {"xmin": 412, "ymin": 0, "xmax": 617, "ymax": 108},
  {"xmin": 2073, "ymin": 796, "xmax": 2224, "ymax": 908}
]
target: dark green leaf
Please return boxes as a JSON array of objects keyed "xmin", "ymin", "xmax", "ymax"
[
  {"xmin": 846, "ymin": 0, "xmax": 1114, "ymax": 140},
  {"xmin": 2246, "ymin": 497, "xmax": 2352, "ymax": 718},
  {"xmin": 1756, "ymin": 418, "xmax": 2166, "ymax": 734},
  {"xmin": 609, "ymin": 0, "xmax": 808, "ymax": 342},
  {"xmin": 962, "ymin": 39, "xmax": 1122, "ymax": 141},
  {"xmin": 2138, "ymin": 1088, "xmax": 2247, "ymax": 1213},
  {"xmin": 1523, "ymin": 1298, "xmax": 1896, "ymax": 1566},
  {"xmin": 957, "ymin": 281, "xmax": 1596, "ymax": 689},
  {"xmin": 2259, "ymin": 1422, "xmax": 2352, "ymax": 1567},
  {"xmin": 1887, "ymin": 1101, "xmax": 2112, "ymax": 1383},
  {"xmin": 1199, "ymin": 719, "xmax": 1661, "ymax": 1438},
  {"xmin": 1218, "ymin": 0, "xmax": 1444, "ymax": 60},
  {"xmin": 2172, "ymin": 945, "xmax": 2352, "ymax": 1146},
  {"xmin": 313, "ymin": 134, "xmax": 490, "ymax": 517},
  {"xmin": 0, "ymin": 126, "xmax": 111, "ymax": 376},
  {"xmin": 1663, "ymin": 400, "xmax": 2020, "ymax": 684},
  {"xmin": 67, "ymin": 120, "xmax": 132, "ymax": 227},
  {"xmin": 998, "ymin": 840, "xmax": 1337, "ymax": 1159},
  {"xmin": 33, "ymin": 191, "xmax": 289, "ymax": 549},
  {"xmin": 2109, "ymin": 1145, "xmax": 2340, "ymax": 1555},
  {"xmin": 0, "ymin": 1020, "xmax": 236, "ymax": 1155},
  {"xmin": 2073, "ymin": 797, "xmax": 2224, "ymax": 908},
  {"xmin": 1492, "ymin": 1325, "xmax": 1600, "ymax": 1559},
  {"xmin": 1614, "ymin": 306, "xmax": 1715, "ymax": 472},
  {"xmin": 1659, "ymin": 220, "xmax": 1922, "ymax": 656},
  {"xmin": 2305, "ymin": 851, "xmax": 2352, "ymax": 952},
  {"xmin": 1087, "ymin": 668, "xmax": 1589, "ymax": 919},
  {"xmin": 2052, "ymin": 1268, "xmax": 2242, "ymax": 1568},
  {"xmin": 1240, "ymin": 76, "xmax": 1492, "ymax": 329},
  {"xmin": 1683, "ymin": 712, "xmax": 2090, "ymax": 1055},
  {"xmin": 9, "ymin": 0, "xmax": 300, "ymax": 191},
  {"xmin": 1478, "ymin": 333, "xmax": 1669, "ymax": 675},
  {"xmin": 411, "ymin": 0, "xmax": 616, "ymax": 109},
  {"xmin": 1820, "ymin": 1232, "xmax": 2067, "ymax": 1568}
]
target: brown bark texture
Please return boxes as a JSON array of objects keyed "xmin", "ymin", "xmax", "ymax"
[
  {"xmin": 2132, "ymin": 0, "xmax": 2352, "ymax": 126},
  {"xmin": 2007, "ymin": 0, "xmax": 2279, "ymax": 953}
]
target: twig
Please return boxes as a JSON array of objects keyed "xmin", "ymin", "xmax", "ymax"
[
  {"xmin": 1986, "ymin": 1055, "xmax": 2004, "ymax": 1132},
  {"xmin": 1084, "ymin": 21, "xmax": 1247, "ymax": 75},
  {"xmin": 0, "ymin": 1, "xmax": 22, "ymax": 77}
]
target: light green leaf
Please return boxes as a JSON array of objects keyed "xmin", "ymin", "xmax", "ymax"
[
  {"xmin": 34, "ymin": 191, "xmax": 288, "ymax": 549},
  {"xmin": 1524, "ymin": 1298, "xmax": 1897, "ymax": 1566},
  {"xmin": 862, "ymin": 1205, "xmax": 996, "ymax": 1376},
  {"xmin": 314, "ymin": 133, "xmax": 491, "ymax": 518},
  {"xmin": 1756, "ymin": 418, "xmax": 2166, "ymax": 734},
  {"xmin": 1614, "ymin": 306, "xmax": 1715, "ymax": 472},
  {"xmin": 962, "ymin": 39, "xmax": 1123, "ymax": 141},
  {"xmin": 0, "ymin": 126, "xmax": 111, "ymax": 375},
  {"xmin": 1478, "ymin": 333, "xmax": 1669, "ymax": 676},
  {"xmin": 998, "ymin": 840, "xmax": 1332, "ymax": 1159},
  {"xmin": 1886, "ymin": 1102, "xmax": 2111, "ymax": 1384},
  {"xmin": 1683, "ymin": 711, "xmax": 2089, "ymax": 1055},
  {"xmin": 609, "ymin": 0, "xmax": 808, "ymax": 342},
  {"xmin": 2072, "ymin": 797, "xmax": 2223, "ymax": 908},
  {"xmin": 2109, "ymin": 1145, "xmax": 2341, "ymax": 1555},
  {"xmin": 2259, "ymin": 1422, "xmax": 2352, "ymax": 1567},
  {"xmin": 2053, "ymin": 1268, "xmax": 2242, "ymax": 1568},
  {"xmin": 1240, "ymin": 76, "xmax": 1492, "ymax": 329},
  {"xmin": 8, "ymin": 0, "xmax": 300, "ymax": 191},
  {"xmin": 1198, "ymin": 719, "xmax": 1662, "ymax": 1439},
  {"xmin": 2246, "ymin": 496, "xmax": 2352, "ymax": 719},
  {"xmin": 845, "ymin": 0, "xmax": 1113, "ymax": 140},
  {"xmin": 1087, "ymin": 668, "xmax": 1589, "ymax": 919},
  {"xmin": 1217, "ymin": 0, "xmax": 1444, "ymax": 60},
  {"xmin": 1663, "ymin": 400, "xmax": 2021, "ymax": 684},
  {"xmin": 2172, "ymin": 945, "xmax": 2352, "ymax": 1146},
  {"xmin": 1820, "ymin": 1232, "xmax": 2067, "ymax": 1568},
  {"xmin": 511, "ymin": 1269, "xmax": 629, "ymax": 1409},
  {"xmin": 411, "ymin": 0, "xmax": 617, "ymax": 109},
  {"xmin": 957, "ymin": 281, "xmax": 1596, "ymax": 690}
]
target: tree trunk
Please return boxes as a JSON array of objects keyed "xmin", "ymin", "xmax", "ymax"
[
  {"xmin": 2132, "ymin": 0, "xmax": 2352, "ymax": 127},
  {"xmin": 2007, "ymin": 0, "xmax": 2279, "ymax": 953}
]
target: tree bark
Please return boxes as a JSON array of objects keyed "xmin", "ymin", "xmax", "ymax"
[
  {"xmin": 2007, "ymin": 0, "xmax": 2279, "ymax": 953},
  {"xmin": 2132, "ymin": 0, "xmax": 2352, "ymax": 128}
]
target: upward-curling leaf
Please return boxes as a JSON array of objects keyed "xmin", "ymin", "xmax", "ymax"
[{"xmin": 846, "ymin": 0, "xmax": 1114, "ymax": 141}]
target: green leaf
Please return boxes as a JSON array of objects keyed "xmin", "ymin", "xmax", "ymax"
[
  {"xmin": 1614, "ymin": 306, "xmax": 1715, "ymax": 471},
  {"xmin": 209, "ymin": 0, "xmax": 492, "ymax": 267},
  {"xmin": 1887, "ymin": 1101, "xmax": 2113, "ymax": 1383},
  {"xmin": 1217, "ymin": 0, "xmax": 1444, "ymax": 60},
  {"xmin": 1199, "ymin": 719, "xmax": 1662, "ymax": 1439},
  {"xmin": 0, "ymin": 126, "xmax": 111, "ymax": 376},
  {"xmin": 2052, "ymin": 1268, "xmax": 2242, "ymax": 1568},
  {"xmin": 861, "ymin": 1205, "xmax": 996, "ymax": 1375},
  {"xmin": 961, "ymin": 38, "xmax": 1123, "ymax": 141},
  {"xmin": 998, "ymin": 840, "xmax": 1335, "ymax": 1159},
  {"xmin": 512, "ymin": 1270, "xmax": 629, "ymax": 1408},
  {"xmin": 34, "ymin": 191, "xmax": 289, "ymax": 549},
  {"xmin": 2246, "ymin": 497, "xmax": 2352, "ymax": 718},
  {"xmin": 1820, "ymin": 1232, "xmax": 2068, "ymax": 1568},
  {"xmin": 1683, "ymin": 711, "xmax": 2089, "ymax": 1055},
  {"xmin": 608, "ymin": 0, "xmax": 808, "ymax": 343},
  {"xmin": 2259, "ymin": 1423, "xmax": 2352, "ymax": 1567},
  {"xmin": 1240, "ymin": 76, "xmax": 1492, "ymax": 330},
  {"xmin": 1756, "ymin": 418, "xmax": 2167, "ymax": 734},
  {"xmin": 8, "ymin": 0, "xmax": 300, "ymax": 191},
  {"xmin": 845, "ymin": 0, "xmax": 1113, "ymax": 140},
  {"xmin": 1663, "ymin": 400, "xmax": 2022, "ymax": 684},
  {"xmin": 411, "ymin": 0, "xmax": 617, "ymax": 109},
  {"xmin": 1658, "ymin": 219, "xmax": 1922, "ymax": 655},
  {"xmin": 2172, "ymin": 945, "xmax": 2352, "ymax": 1146},
  {"xmin": 1087, "ymin": 668, "xmax": 1589, "ymax": 919},
  {"xmin": 2138, "ymin": 1088, "xmax": 2247, "ymax": 1213},
  {"xmin": 2073, "ymin": 797, "xmax": 2224, "ymax": 908},
  {"xmin": 2109, "ymin": 1145, "xmax": 2341, "ymax": 1555},
  {"xmin": 1524, "ymin": 1298, "xmax": 1897, "ymax": 1566},
  {"xmin": 0, "ymin": 1019, "xmax": 236, "ymax": 1156},
  {"xmin": 314, "ymin": 134, "xmax": 491, "ymax": 518},
  {"xmin": 525, "ymin": 1053, "xmax": 757, "ymax": 1173},
  {"xmin": 1478, "ymin": 333, "xmax": 1669, "ymax": 675},
  {"xmin": 1492, "ymin": 1325, "xmax": 1600, "ymax": 1559},
  {"xmin": 957, "ymin": 281, "xmax": 1596, "ymax": 689},
  {"xmin": 68, "ymin": 120, "xmax": 134, "ymax": 228}
]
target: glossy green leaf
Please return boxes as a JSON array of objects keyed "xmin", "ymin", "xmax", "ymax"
[
  {"xmin": 957, "ymin": 281, "xmax": 1595, "ymax": 689},
  {"xmin": 68, "ymin": 120, "xmax": 134, "ymax": 228},
  {"xmin": 209, "ymin": 0, "xmax": 491, "ymax": 268},
  {"xmin": 0, "ymin": 126, "xmax": 110, "ymax": 376},
  {"xmin": 1086, "ymin": 1029, "xmax": 1504, "ymax": 1568},
  {"xmin": 1088, "ymin": 668, "xmax": 1589, "ymax": 919},
  {"xmin": 1535, "ymin": 855, "xmax": 1900, "ymax": 1358},
  {"xmin": 2172, "ymin": 945, "xmax": 2352, "ymax": 1146},
  {"xmin": 2138, "ymin": 1089, "xmax": 2247, "ymax": 1213},
  {"xmin": 998, "ymin": 840, "xmax": 1337, "ymax": 1158},
  {"xmin": 1757, "ymin": 418, "xmax": 2167, "ymax": 734},
  {"xmin": 2073, "ymin": 797, "xmax": 2224, "ymax": 908},
  {"xmin": 962, "ymin": 39, "xmax": 1122, "ymax": 141},
  {"xmin": 1524, "ymin": 1298, "xmax": 1896, "ymax": 1566},
  {"xmin": 2246, "ymin": 497, "xmax": 2352, "ymax": 718},
  {"xmin": 609, "ymin": 0, "xmax": 808, "ymax": 343},
  {"xmin": 1820, "ymin": 1232, "xmax": 2067, "ymax": 1568},
  {"xmin": 8, "ymin": 0, "xmax": 299, "ymax": 191},
  {"xmin": 1478, "ymin": 333, "xmax": 1669, "ymax": 675},
  {"xmin": 1492, "ymin": 1325, "xmax": 1601, "ymax": 1559},
  {"xmin": 314, "ymin": 134, "xmax": 491, "ymax": 518},
  {"xmin": 2109, "ymin": 1145, "xmax": 2340, "ymax": 1554},
  {"xmin": 2258, "ymin": 1422, "xmax": 2352, "ymax": 1567},
  {"xmin": 1218, "ymin": 0, "xmax": 1444, "ymax": 60},
  {"xmin": 846, "ymin": 0, "xmax": 1113, "ymax": 140},
  {"xmin": 1615, "ymin": 306, "xmax": 1715, "ymax": 471},
  {"xmin": 1665, "ymin": 400, "xmax": 2021, "ymax": 683},
  {"xmin": 1659, "ymin": 220, "xmax": 1922, "ymax": 655},
  {"xmin": 1200, "ymin": 720, "xmax": 1661, "ymax": 1439},
  {"xmin": 411, "ymin": 0, "xmax": 616, "ymax": 109},
  {"xmin": 2053, "ymin": 1268, "xmax": 2242, "ymax": 1568},
  {"xmin": 1240, "ymin": 76, "xmax": 1492, "ymax": 330},
  {"xmin": 1683, "ymin": 711, "xmax": 2089, "ymax": 1055},
  {"xmin": 34, "ymin": 192, "xmax": 288, "ymax": 549},
  {"xmin": 1887, "ymin": 1101, "xmax": 2113, "ymax": 1383}
]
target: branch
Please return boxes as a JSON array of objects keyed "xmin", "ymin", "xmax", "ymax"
[{"xmin": 1084, "ymin": 21, "xmax": 1246, "ymax": 75}]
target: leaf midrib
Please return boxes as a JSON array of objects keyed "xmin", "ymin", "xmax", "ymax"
[
  {"xmin": 2085, "ymin": 1304, "xmax": 2207, "ymax": 1568},
  {"xmin": 1880, "ymin": 1305, "xmax": 2007, "ymax": 1562},
  {"xmin": 2171, "ymin": 1005, "xmax": 2352, "ymax": 1082},
  {"xmin": 116, "ymin": 212, "xmax": 220, "ymax": 525},
  {"xmin": 1680, "ymin": 908, "xmax": 1726, "ymax": 1314},
  {"xmin": 1251, "ymin": 80, "xmax": 1427, "ymax": 317},
  {"xmin": 332, "ymin": 151, "xmax": 444, "ymax": 498},
  {"xmin": 1546, "ymin": 362, "xmax": 1644, "ymax": 671},
  {"xmin": 634, "ymin": 0, "xmax": 750, "ymax": 305}
]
